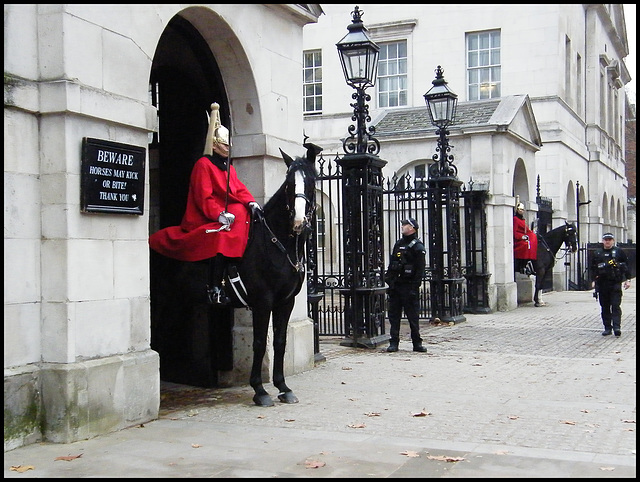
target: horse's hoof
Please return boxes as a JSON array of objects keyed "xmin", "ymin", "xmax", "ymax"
[
  {"xmin": 253, "ymin": 394, "xmax": 275, "ymax": 407},
  {"xmin": 277, "ymin": 391, "xmax": 299, "ymax": 404}
]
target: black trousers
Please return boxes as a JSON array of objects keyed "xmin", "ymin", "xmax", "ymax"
[
  {"xmin": 597, "ymin": 283, "xmax": 623, "ymax": 330},
  {"xmin": 387, "ymin": 285, "xmax": 422, "ymax": 346}
]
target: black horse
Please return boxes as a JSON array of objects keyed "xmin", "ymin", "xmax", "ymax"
[
  {"xmin": 226, "ymin": 142, "xmax": 320, "ymax": 406},
  {"xmin": 533, "ymin": 222, "xmax": 578, "ymax": 307}
]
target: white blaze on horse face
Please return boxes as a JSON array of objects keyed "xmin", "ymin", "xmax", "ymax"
[
  {"xmin": 293, "ymin": 170, "xmax": 306, "ymax": 229},
  {"xmin": 293, "ymin": 170, "xmax": 307, "ymax": 233}
]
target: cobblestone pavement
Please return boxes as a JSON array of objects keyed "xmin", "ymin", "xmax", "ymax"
[{"xmin": 4, "ymin": 286, "xmax": 636, "ymax": 478}]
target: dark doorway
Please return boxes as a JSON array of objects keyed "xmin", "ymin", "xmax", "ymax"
[{"xmin": 149, "ymin": 15, "xmax": 233, "ymax": 387}]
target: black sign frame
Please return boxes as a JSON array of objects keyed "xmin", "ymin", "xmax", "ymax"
[{"xmin": 81, "ymin": 137, "xmax": 146, "ymax": 215}]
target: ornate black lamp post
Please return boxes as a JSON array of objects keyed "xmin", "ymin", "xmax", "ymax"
[
  {"xmin": 423, "ymin": 66, "xmax": 466, "ymax": 323},
  {"xmin": 336, "ymin": 6, "xmax": 389, "ymax": 348}
]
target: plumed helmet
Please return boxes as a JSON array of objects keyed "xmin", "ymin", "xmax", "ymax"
[{"xmin": 203, "ymin": 103, "xmax": 231, "ymax": 156}]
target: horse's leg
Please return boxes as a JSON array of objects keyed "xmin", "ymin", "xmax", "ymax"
[
  {"xmin": 250, "ymin": 308, "xmax": 274, "ymax": 407},
  {"xmin": 272, "ymin": 299, "xmax": 298, "ymax": 404},
  {"xmin": 534, "ymin": 268, "xmax": 545, "ymax": 307}
]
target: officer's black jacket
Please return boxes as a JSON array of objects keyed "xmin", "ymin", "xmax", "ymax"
[
  {"xmin": 590, "ymin": 245, "xmax": 631, "ymax": 284},
  {"xmin": 385, "ymin": 233, "xmax": 426, "ymax": 286}
]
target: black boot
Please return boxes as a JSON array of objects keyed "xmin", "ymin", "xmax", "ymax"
[
  {"xmin": 613, "ymin": 323, "xmax": 621, "ymax": 337},
  {"xmin": 387, "ymin": 340, "xmax": 399, "ymax": 352},
  {"xmin": 601, "ymin": 323, "xmax": 612, "ymax": 336}
]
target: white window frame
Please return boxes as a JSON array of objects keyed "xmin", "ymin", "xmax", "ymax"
[
  {"xmin": 303, "ymin": 49, "xmax": 322, "ymax": 115},
  {"xmin": 367, "ymin": 19, "xmax": 416, "ymax": 109},
  {"xmin": 467, "ymin": 30, "xmax": 501, "ymax": 100},
  {"xmin": 377, "ymin": 40, "xmax": 408, "ymax": 108}
]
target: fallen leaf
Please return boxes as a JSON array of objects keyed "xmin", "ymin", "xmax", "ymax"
[
  {"xmin": 365, "ymin": 412, "xmax": 381, "ymax": 417},
  {"xmin": 561, "ymin": 420, "xmax": 576, "ymax": 425},
  {"xmin": 191, "ymin": 444, "xmax": 202, "ymax": 448},
  {"xmin": 304, "ymin": 460, "xmax": 326, "ymax": 469},
  {"xmin": 412, "ymin": 410, "xmax": 431, "ymax": 417},
  {"xmin": 471, "ymin": 363, "xmax": 482, "ymax": 366},
  {"xmin": 285, "ymin": 419, "xmax": 295, "ymax": 422},
  {"xmin": 580, "ymin": 409, "xmax": 589, "ymax": 413},
  {"xmin": 599, "ymin": 467, "xmax": 615, "ymax": 471},
  {"xmin": 10, "ymin": 465, "xmax": 35, "ymax": 473},
  {"xmin": 256, "ymin": 415, "xmax": 265, "ymax": 419},
  {"xmin": 411, "ymin": 374, "xmax": 423, "ymax": 378},
  {"xmin": 426, "ymin": 455, "xmax": 465, "ymax": 462},
  {"xmin": 55, "ymin": 454, "xmax": 83, "ymax": 461},
  {"xmin": 400, "ymin": 450, "xmax": 420, "ymax": 457},
  {"xmin": 507, "ymin": 415, "xmax": 519, "ymax": 420},
  {"xmin": 341, "ymin": 367, "xmax": 352, "ymax": 370},
  {"xmin": 622, "ymin": 420, "xmax": 636, "ymax": 423},
  {"xmin": 347, "ymin": 423, "xmax": 366, "ymax": 429}
]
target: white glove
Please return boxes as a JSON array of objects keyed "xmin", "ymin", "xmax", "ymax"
[
  {"xmin": 522, "ymin": 235, "xmax": 528, "ymax": 240},
  {"xmin": 248, "ymin": 201, "xmax": 262, "ymax": 213}
]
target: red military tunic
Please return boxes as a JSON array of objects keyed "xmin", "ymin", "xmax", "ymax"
[
  {"xmin": 149, "ymin": 154, "xmax": 256, "ymax": 261},
  {"xmin": 513, "ymin": 214, "xmax": 538, "ymax": 260}
]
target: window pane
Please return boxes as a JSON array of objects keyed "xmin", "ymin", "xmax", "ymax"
[
  {"xmin": 398, "ymin": 41, "xmax": 407, "ymax": 57},
  {"xmin": 491, "ymin": 32, "xmax": 501, "ymax": 47},
  {"xmin": 468, "ymin": 51, "xmax": 478, "ymax": 68},
  {"xmin": 479, "ymin": 34, "xmax": 490, "ymax": 49}
]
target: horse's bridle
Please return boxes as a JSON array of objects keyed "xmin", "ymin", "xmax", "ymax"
[
  {"xmin": 542, "ymin": 224, "xmax": 577, "ymax": 260},
  {"xmin": 261, "ymin": 168, "xmax": 315, "ymax": 274},
  {"xmin": 294, "ymin": 192, "xmax": 316, "ymax": 229}
]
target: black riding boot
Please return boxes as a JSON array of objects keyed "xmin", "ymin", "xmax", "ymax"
[{"xmin": 207, "ymin": 254, "xmax": 230, "ymax": 305}]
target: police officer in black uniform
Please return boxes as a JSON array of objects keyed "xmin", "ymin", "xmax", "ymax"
[
  {"xmin": 590, "ymin": 232, "xmax": 632, "ymax": 337},
  {"xmin": 385, "ymin": 218, "xmax": 427, "ymax": 353}
]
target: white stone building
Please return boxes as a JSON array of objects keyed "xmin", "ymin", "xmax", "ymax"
[
  {"xmin": 303, "ymin": 4, "xmax": 632, "ymax": 310},
  {"xmin": 4, "ymin": 4, "xmax": 323, "ymax": 450}
]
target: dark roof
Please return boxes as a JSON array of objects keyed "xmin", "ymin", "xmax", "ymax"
[{"xmin": 374, "ymin": 99, "xmax": 501, "ymax": 137}]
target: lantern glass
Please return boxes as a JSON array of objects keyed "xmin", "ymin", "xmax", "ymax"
[{"xmin": 338, "ymin": 44, "xmax": 379, "ymax": 87}]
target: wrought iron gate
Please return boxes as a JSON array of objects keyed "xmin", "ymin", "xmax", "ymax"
[
  {"xmin": 535, "ymin": 176, "xmax": 553, "ymax": 292},
  {"xmin": 308, "ymin": 153, "xmax": 490, "ymax": 336}
]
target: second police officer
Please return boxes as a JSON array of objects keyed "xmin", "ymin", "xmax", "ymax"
[{"xmin": 385, "ymin": 218, "xmax": 428, "ymax": 353}]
